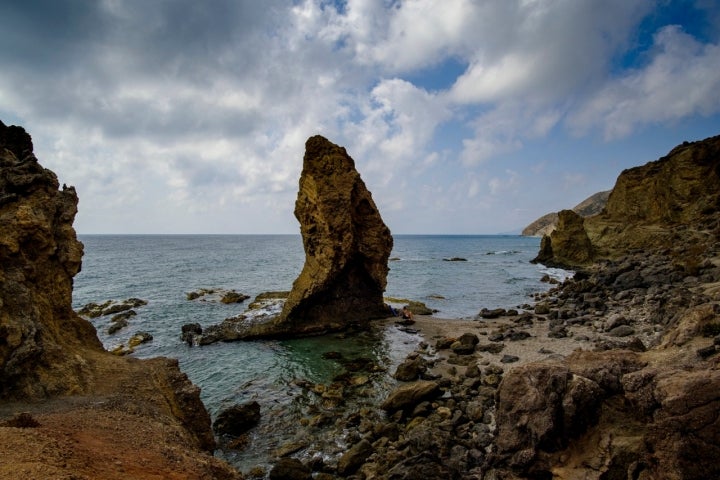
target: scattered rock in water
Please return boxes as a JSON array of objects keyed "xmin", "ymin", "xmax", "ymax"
[
  {"xmin": 181, "ymin": 323, "xmax": 203, "ymax": 345},
  {"xmin": 107, "ymin": 310, "xmax": 137, "ymax": 335},
  {"xmin": 127, "ymin": 331, "xmax": 153, "ymax": 348},
  {"xmin": 107, "ymin": 318, "xmax": 129, "ymax": 335},
  {"xmin": 111, "ymin": 310, "xmax": 137, "ymax": 323},
  {"xmin": 221, "ymin": 291, "xmax": 250, "ymax": 304},
  {"xmin": 186, "ymin": 288, "xmax": 250, "ymax": 304},
  {"xmin": 443, "ymin": 257, "xmax": 467, "ymax": 262},
  {"xmin": 77, "ymin": 298, "xmax": 148, "ymax": 318}
]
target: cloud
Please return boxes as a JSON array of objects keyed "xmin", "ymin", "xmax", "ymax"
[
  {"xmin": 1, "ymin": 0, "xmax": 719, "ymax": 234},
  {"xmin": 569, "ymin": 24, "xmax": 720, "ymax": 139}
]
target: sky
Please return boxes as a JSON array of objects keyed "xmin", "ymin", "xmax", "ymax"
[{"xmin": 1, "ymin": 0, "xmax": 720, "ymax": 235}]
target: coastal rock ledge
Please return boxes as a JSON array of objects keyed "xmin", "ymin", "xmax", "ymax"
[{"xmin": 231, "ymin": 135, "xmax": 394, "ymax": 339}]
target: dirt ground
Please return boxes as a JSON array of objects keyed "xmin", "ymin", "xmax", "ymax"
[{"xmin": 0, "ymin": 352, "xmax": 241, "ymax": 480}]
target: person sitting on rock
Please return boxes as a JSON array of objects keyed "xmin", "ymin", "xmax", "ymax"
[{"xmin": 400, "ymin": 306, "xmax": 415, "ymax": 324}]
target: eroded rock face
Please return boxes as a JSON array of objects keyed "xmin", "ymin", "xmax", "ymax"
[
  {"xmin": 0, "ymin": 121, "xmax": 219, "ymax": 455},
  {"xmin": 243, "ymin": 135, "xmax": 393, "ymax": 338},
  {"xmin": 281, "ymin": 135, "xmax": 393, "ymax": 329},
  {"xmin": 533, "ymin": 209, "xmax": 594, "ymax": 267},
  {"xmin": 0, "ymin": 121, "xmax": 102, "ymax": 398},
  {"xmin": 535, "ymin": 134, "xmax": 720, "ymax": 268}
]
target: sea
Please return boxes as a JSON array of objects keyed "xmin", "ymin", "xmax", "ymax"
[{"xmin": 72, "ymin": 234, "xmax": 570, "ymax": 472}]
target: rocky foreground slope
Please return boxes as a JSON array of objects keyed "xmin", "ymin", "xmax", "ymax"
[{"xmin": 0, "ymin": 121, "xmax": 240, "ymax": 479}]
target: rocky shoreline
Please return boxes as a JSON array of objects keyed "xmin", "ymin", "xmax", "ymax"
[{"xmin": 262, "ymin": 247, "xmax": 718, "ymax": 479}]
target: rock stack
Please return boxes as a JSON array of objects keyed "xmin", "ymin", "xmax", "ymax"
[{"xmin": 228, "ymin": 135, "xmax": 394, "ymax": 339}]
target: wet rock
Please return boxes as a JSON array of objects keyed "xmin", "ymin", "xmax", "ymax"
[
  {"xmin": 221, "ymin": 291, "xmax": 250, "ymax": 304},
  {"xmin": 181, "ymin": 323, "xmax": 203, "ymax": 345},
  {"xmin": 127, "ymin": 331, "xmax": 153, "ymax": 348},
  {"xmin": 213, "ymin": 401, "xmax": 261, "ymax": 437},
  {"xmin": 337, "ymin": 439, "xmax": 373, "ymax": 475},
  {"xmin": 107, "ymin": 318, "xmax": 129, "ymax": 335},
  {"xmin": 269, "ymin": 458, "xmax": 312, "ymax": 480}
]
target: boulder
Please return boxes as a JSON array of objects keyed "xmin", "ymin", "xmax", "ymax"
[
  {"xmin": 269, "ymin": 458, "xmax": 312, "ymax": 480},
  {"xmin": 337, "ymin": 439, "xmax": 374, "ymax": 475},
  {"xmin": 213, "ymin": 401, "xmax": 261, "ymax": 437},
  {"xmin": 381, "ymin": 381, "xmax": 442, "ymax": 412},
  {"xmin": 532, "ymin": 209, "xmax": 594, "ymax": 267}
]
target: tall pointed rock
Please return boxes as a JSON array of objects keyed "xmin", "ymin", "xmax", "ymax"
[
  {"xmin": 279, "ymin": 135, "xmax": 393, "ymax": 333},
  {"xmin": 239, "ymin": 135, "xmax": 393, "ymax": 338}
]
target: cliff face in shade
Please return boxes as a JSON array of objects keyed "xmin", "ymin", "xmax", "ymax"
[
  {"xmin": 534, "ymin": 135, "xmax": 720, "ymax": 268},
  {"xmin": 278, "ymin": 135, "xmax": 393, "ymax": 334},
  {"xmin": 0, "ymin": 121, "xmax": 223, "ymax": 457},
  {"xmin": 0, "ymin": 121, "xmax": 103, "ymax": 398}
]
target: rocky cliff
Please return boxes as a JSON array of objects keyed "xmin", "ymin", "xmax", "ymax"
[
  {"xmin": 0, "ymin": 121, "xmax": 102, "ymax": 398},
  {"xmin": 522, "ymin": 190, "xmax": 610, "ymax": 237},
  {"xmin": 0, "ymin": 121, "xmax": 239, "ymax": 478},
  {"xmin": 534, "ymin": 135, "xmax": 720, "ymax": 268}
]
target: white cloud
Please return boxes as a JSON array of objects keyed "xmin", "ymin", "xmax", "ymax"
[
  {"xmin": 1, "ymin": 0, "xmax": 719, "ymax": 234},
  {"xmin": 570, "ymin": 25, "xmax": 720, "ymax": 139}
]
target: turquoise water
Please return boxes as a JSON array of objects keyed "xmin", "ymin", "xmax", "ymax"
[{"xmin": 72, "ymin": 234, "xmax": 567, "ymax": 471}]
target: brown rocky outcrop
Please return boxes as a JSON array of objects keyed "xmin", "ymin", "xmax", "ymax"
[
  {"xmin": 236, "ymin": 135, "xmax": 393, "ymax": 338},
  {"xmin": 522, "ymin": 190, "xmax": 610, "ymax": 237},
  {"xmin": 488, "ymin": 345, "xmax": 720, "ymax": 480},
  {"xmin": 533, "ymin": 209, "xmax": 595, "ymax": 267},
  {"xmin": 0, "ymin": 121, "xmax": 239, "ymax": 478},
  {"xmin": 534, "ymin": 134, "xmax": 720, "ymax": 268},
  {"xmin": 0, "ymin": 121, "xmax": 102, "ymax": 398}
]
